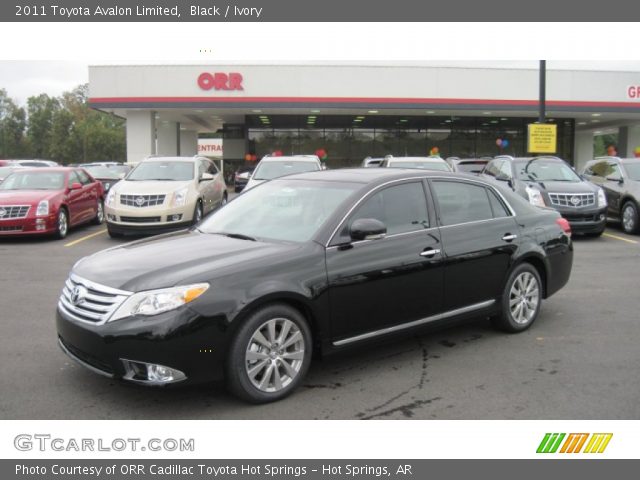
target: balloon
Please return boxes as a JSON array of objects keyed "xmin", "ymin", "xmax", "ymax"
[
  {"xmin": 244, "ymin": 154, "xmax": 252, "ymax": 162},
  {"xmin": 496, "ymin": 138, "xmax": 503, "ymax": 147},
  {"xmin": 315, "ymin": 148, "xmax": 328, "ymax": 160},
  {"xmin": 502, "ymin": 139, "xmax": 509, "ymax": 148},
  {"xmin": 273, "ymin": 150, "xmax": 283, "ymax": 157}
]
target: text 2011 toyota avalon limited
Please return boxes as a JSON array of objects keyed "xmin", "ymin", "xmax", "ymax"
[{"xmin": 57, "ymin": 169, "xmax": 573, "ymax": 403}]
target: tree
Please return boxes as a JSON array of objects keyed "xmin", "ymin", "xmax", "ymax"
[{"xmin": 0, "ymin": 89, "xmax": 27, "ymax": 158}]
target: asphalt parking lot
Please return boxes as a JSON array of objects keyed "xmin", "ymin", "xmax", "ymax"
[{"xmin": 1, "ymin": 209, "xmax": 639, "ymax": 420}]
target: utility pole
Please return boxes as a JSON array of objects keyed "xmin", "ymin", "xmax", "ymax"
[{"xmin": 539, "ymin": 60, "xmax": 546, "ymax": 123}]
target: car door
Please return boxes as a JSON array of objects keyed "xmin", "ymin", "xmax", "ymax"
[
  {"xmin": 75, "ymin": 169, "xmax": 98, "ymax": 222},
  {"xmin": 65, "ymin": 171, "xmax": 85, "ymax": 225},
  {"xmin": 429, "ymin": 179, "xmax": 520, "ymax": 311},
  {"xmin": 326, "ymin": 180, "xmax": 445, "ymax": 344},
  {"xmin": 587, "ymin": 160, "xmax": 623, "ymax": 216},
  {"xmin": 207, "ymin": 160, "xmax": 225, "ymax": 209},
  {"xmin": 196, "ymin": 159, "xmax": 214, "ymax": 213}
]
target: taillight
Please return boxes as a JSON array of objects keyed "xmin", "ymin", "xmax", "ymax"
[{"xmin": 556, "ymin": 217, "xmax": 571, "ymax": 236}]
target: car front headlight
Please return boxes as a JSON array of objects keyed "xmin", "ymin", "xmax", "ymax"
[
  {"xmin": 525, "ymin": 186, "xmax": 546, "ymax": 207},
  {"xmin": 109, "ymin": 283, "xmax": 209, "ymax": 322},
  {"xmin": 597, "ymin": 187, "xmax": 607, "ymax": 208},
  {"xmin": 171, "ymin": 187, "xmax": 189, "ymax": 207},
  {"xmin": 36, "ymin": 200, "xmax": 49, "ymax": 216},
  {"xmin": 105, "ymin": 188, "xmax": 116, "ymax": 207}
]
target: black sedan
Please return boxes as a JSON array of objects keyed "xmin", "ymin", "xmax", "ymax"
[
  {"xmin": 81, "ymin": 164, "xmax": 130, "ymax": 192},
  {"xmin": 582, "ymin": 156, "xmax": 640, "ymax": 234},
  {"xmin": 233, "ymin": 167, "xmax": 255, "ymax": 192},
  {"xmin": 481, "ymin": 155, "xmax": 608, "ymax": 236},
  {"xmin": 56, "ymin": 169, "xmax": 573, "ymax": 403}
]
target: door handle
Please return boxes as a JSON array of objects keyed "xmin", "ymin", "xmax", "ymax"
[
  {"xmin": 502, "ymin": 233, "xmax": 518, "ymax": 242},
  {"xmin": 420, "ymin": 248, "xmax": 441, "ymax": 258}
]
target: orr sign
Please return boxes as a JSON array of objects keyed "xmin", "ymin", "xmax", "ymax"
[
  {"xmin": 198, "ymin": 72, "xmax": 243, "ymax": 91},
  {"xmin": 627, "ymin": 85, "xmax": 640, "ymax": 99}
]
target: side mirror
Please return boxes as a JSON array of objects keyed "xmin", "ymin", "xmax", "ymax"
[
  {"xmin": 350, "ymin": 218, "xmax": 387, "ymax": 241},
  {"xmin": 70, "ymin": 182, "xmax": 82, "ymax": 190},
  {"xmin": 200, "ymin": 172, "xmax": 214, "ymax": 182}
]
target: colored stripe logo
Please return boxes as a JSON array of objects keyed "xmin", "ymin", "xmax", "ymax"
[{"xmin": 537, "ymin": 433, "xmax": 612, "ymax": 453}]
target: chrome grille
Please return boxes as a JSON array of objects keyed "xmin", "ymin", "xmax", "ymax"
[
  {"xmin": 120, "ymin": 194, "xmax": 165, "ymax": 208},
  {"xmin": 58, "ymin": 274, "xmax": 131, "ymax": 324},
  {"xmin": 0, "ymin": 205, "xmax": 30, "ymax": 220},
  {"xmin": 548, "ymin": 193, "xmax": 595, "ymax": 208}
]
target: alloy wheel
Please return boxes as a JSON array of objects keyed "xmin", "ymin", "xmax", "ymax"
[
  {"xmin": 96, "ymin": 201, "xmax": 104, "ymax": 223},
  {"xmin": 623, "ymin": 205, "xmax": 636, "ymax": 232},
  {"xmin": 508, "ymin": 272, "xmax": 540, "ymax": 325},
  {"xmin": 58, "ymin": 210, "xmax": 68, "ymax": 237},
  {"xmin": 245, "ymin": 318, "xmax": 305, "ymax": 393}
]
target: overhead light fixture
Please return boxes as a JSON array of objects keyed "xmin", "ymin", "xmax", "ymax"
[
  {"xmin": 500, "ymin": 117, "xmax": 508, "ymax": 121},
  {"xmin": 483, "ymin": 111, "xmax": 492, "ymax": 115},
  {"xmin": 594, "ymin": 131, "xmax": 602, "ymax": 135},
  {"xmin": 577, "ymin": 121, "xmax": 587, "ymax": 125},
  {"xmin": 399, "ymin": 119, "xmax": 408, "ymax": 123},
  {"xmin": 252, "ymin": 109, "xmax": 262, "ymax": 113},
  {"xmin": 444, "ymin": 119, "xmax": 452, "ymax": 123},
  {"xmin": 426, "ymin": 111, "xmax": 435, "ymax": 114},
  {"xmin": 310, "ymin": 109, "xmax": 321, "ymax": 113},
  {"xmin": 368, "ymin": 110, "xmax": 378, "ymax": 114},
  {"xmin": 490, "ymin": 120, "xmax": 498, "ymax": 124},
  {"xmin": 591, "ymin": 120, "xmax": 600, "ymax": 123},
  {"xmin": 591, "ymin": 113, "xmax": 601, "ymax": 117}
]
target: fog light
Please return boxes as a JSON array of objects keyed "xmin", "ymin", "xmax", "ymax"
[
  {"xmin": 168, "ymin": 214, "xmax": 183, "ymax": 222},
  {"xmin": 121, "ymin": 359, "xmax": 186, "ymax": 384},
  {"xmin": 107, "ymin": 214, "xmax": 116, "ymax": 221},
  {"xmin": 600, "ymin": 214, "xmax": 606, "ymax": 221}
]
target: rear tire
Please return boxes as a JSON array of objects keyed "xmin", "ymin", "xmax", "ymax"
[
  {"xmin": 226, "ymin": 304, "xmax": 312, "ymax": 404},
  {"xmin": 621, "ymin": 201, "xmax": 639, "ymax": 234},
  {"xmin": 492, "ymin": 263, "xmax": 542, "ymax": 333},
  {"xmin": 92, "ymin": 199, "xmax": 104, "ymax": 225}
]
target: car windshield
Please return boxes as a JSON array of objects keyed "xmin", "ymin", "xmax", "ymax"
[
  {"xmin": 0, "ymin": 171, "xmax": 65, "ymax": 190},
  {"xmin": 389, "ymin": 161, "xmax": 451, "ymax": 171},
  {"xmin": 0, "ymin": 167, "xmax": 16, "ymax": 177},
  {"xmin": 516, "ymin": 160, "xmax": 581, "ymax": 182},
  {"xmin": 199, "ymin": 179, "xmax": 359, "ymax": 242},
  {"xmin": 83, "ymin": 166, "xmax": 121, "ymax": 179},
  {"xmin": 624, "ymin": 162, "xmax": 640, "ymax": 181},
  {"xmin": 456, "ymin": 161, "xmax": 488, "ymax": 173},
  {"xmin": 127, "ymin": 161, "xmax": 194, "ymax": 181},
  {"xmin": 252, "ymin": 161, "xmax": 320, "ymax": 180}
]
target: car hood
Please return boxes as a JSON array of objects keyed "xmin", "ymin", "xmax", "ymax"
[
  {"xmin": 113, "ymin": 179, "xmax": 192, "ymax": 196},
  {"xmin": 73, "ymin": 230, "xmax": 304, "ymax": 292},
  {"xmin": 525, "ymin": 180, "xmax": 598, "ymax": 194},
  {"xmin": 0, "ymin": 189, "xmax": 61, "ymax": 205}
]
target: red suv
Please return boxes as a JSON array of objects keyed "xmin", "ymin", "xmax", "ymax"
[{"xmin": 0, "ymin": 167, "xmax": 104, "ymax": 239}]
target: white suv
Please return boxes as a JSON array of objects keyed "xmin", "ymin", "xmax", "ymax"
[
  {"xmin": 104, "ymin": 156, "xmax": 227, "ymax": 237},
  {"xmin": 245, "ymin": 155, "xmax": 322, "ymax": 191}
]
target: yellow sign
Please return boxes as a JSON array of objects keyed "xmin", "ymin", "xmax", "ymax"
[{"xmin": 528, "ymin": 124, "xmax": 557, "ymax": 154}]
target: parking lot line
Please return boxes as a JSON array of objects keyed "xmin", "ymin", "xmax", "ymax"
[
  {"xmin": 64, "ymin": 229, "xmax": 107, "ymax": 247},
  {"xmin": 602, "ymin": 232, "xmax": 638, "ymax": 245}
]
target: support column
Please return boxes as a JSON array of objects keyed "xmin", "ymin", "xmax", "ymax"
[
  {"xmin": 179, "ymin": 129, "xmax": 198, "ymax": 156},
  {"xmin": 618, "ymin": 125, "xmax": 640, "ymax": 158},
  {"xmin": 126, "ymin": 111, "xmax": 155, "ymax": 164},
  {"xmin": 574, "ymin": 130, "xmax": 594, "ymax": 172},
  {"xmin": 156, "ymin": 121, "xmax": 179, "ymax": 156}
]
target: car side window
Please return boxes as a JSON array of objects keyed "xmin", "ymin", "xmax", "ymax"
[
  {"xmin": 207, "ymin": 160, "xmax": 219, "ymax": 175},
  {"xmin": 484, "ymin": 159, "xmax": 502, "ymax": 177},
  {"xmin": 197, "ymin": 160, "xmax": 208, "ymax": 178},
  {"xmin": 68, "ymin": 171, "xmax": 80, "ymax": 186},
  {"xmin": 432, "ymin": 181, "xmax": 496, "ymax": 225},
  {"xmin": 487, "ymin": 189, "xmax": 511, "ymax": 218},
  {"xmin": 347, "ymin": 182, "xmax": 430, "ymax": 237},
  {"xmin": 76, "ymin": 170, "xmax": 92, "ymax": 185},
  {"xmin": 498, "ymin": 161, "xmax": 512, "ymax": 179}
]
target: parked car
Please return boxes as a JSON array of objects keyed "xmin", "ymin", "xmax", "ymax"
[
  {"xmin": 362, "ymin": 157, "xmax": 384, "ymax": 168},
  {"xmin": 81, "ymin": 164, "xmax": 130, "ymax": 193},
  {"xmin": 244, "ymin": 155, "xmax": 322, "ymax": 191},
  {"xmin": 482, "ymin": 155, "xmax": 607, "ymax": 236},
  {"xmin": 0, "ymin": 167, "xmax": 104, "ymax": 238},
  {"xmin": 233, "ymin": 167, "xmax": 255, "ymax": 193},
  {"xmin": 57, "ymin": 168, "xmax": 572, "ymax": 403},
  {"xmin": 582, "ymin": 156, "xmax": 640, "ymax": 234},
  {"xmin": 380, "ymin": 156, "xmax": 453, "ymax": 172},
  {"xmin": 9, "ymin": 159, "xmax": 58, "ymax": 167},
  {"xmin": 448, "ymin": 157, "xmax": 491, "ymax": 174},
  {"xmin": 104, "ymin": 156, "xmax": 227, "ymax": 238}
]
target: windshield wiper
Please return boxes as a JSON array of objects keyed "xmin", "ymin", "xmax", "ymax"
[{"xmin": 214, "ymin": 232, "xmax": 257, "ymax": 241}]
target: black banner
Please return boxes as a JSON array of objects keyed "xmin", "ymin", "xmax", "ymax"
[{"xmin": 4, "ymin": 0, "xmax": 640, "ymax": 22}]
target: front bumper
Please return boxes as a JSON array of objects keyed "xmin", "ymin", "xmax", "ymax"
[
  {"xmin": 0, "ymin": 213, "xmax": 57, "ymax": 236},
  {"xmin": 106, "ymin": 220, "xmax": 192, "ymax": 236},
  {"xmin": 105, "ymin": 202, "xmax": 194, "ymax": 233},
  {"xmin": 56, "ymin": 305, "xmax": 230, "ymax": 385},
  {"xmin": 553, "ymin": 207, "xmax": 607, "ymax": 234}
]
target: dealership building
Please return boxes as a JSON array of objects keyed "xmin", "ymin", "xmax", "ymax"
[{"xmin": 88, "ymin": 63, "xmax": 640, "ymax": 170}]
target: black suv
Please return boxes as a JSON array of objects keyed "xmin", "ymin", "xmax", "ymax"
[
  {"xmin": 482, "ymin": 155, "xmax": 608, "ymax": 236},
  {"xmin": 582, "ymin": 156, "xmax": 640, "ymax": 234}
]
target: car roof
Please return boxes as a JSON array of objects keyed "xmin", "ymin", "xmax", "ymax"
[
  {"xmin": 259, "ymin": 156, "xmax": 320, "ymax": 163},
  {"xmin": 387, "ymin": 156, "xmax": 447, "ymax": 162},
  {"xmin": 280, "ymin": 168, "xmax": 480, "ymax": 185},
  {"xmin": 507, "ymin": 156, "xmax": 565, "ymax": 163},
  {"xmin": 141, "ymin": 156, "xmax": 198, "ymax": 163},
  {"xmin": 9, "ymin": 167, "xmax": 75, "ymax": 173}
]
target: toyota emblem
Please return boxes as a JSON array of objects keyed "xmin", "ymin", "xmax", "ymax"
[
  {"xmin": 70, "ymin": 285, "xmax": 88, "ymax": 306},
  {"xmin": 135, "ymin": 196, "xmax": 145, "ymax": 207},
  {"xmin": 570, "ymin": 196, "xmax": 581, "ymax": 206},
  {"xmin": 0, "ymin": 208, "xmax": 6, "ymax": 218}
]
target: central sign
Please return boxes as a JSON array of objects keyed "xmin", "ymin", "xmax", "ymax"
[
  {"xmin": 527, "ymin": 123, "xmax": 557, "ymax": 154},
  {"xmin": 198, "ymin": 72, "xmax": 243, "ymax": 91}
]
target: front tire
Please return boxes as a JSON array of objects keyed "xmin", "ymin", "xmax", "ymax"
[
  {"xmin": 226, "ymin": 304, "xmax": 312, "ymax": 403},
  {"xmin": 54, "ymin": 208, "xmax": 69, "ymax": 239},
  {"xmin": 192, "ymin": 201, "xmax": 203, "ymax": 226},
  {"xmin": 621, "ymin": 201, "xmax": 639, "ymax": 234},
  {"xmin": 492, "ymin": 263, "xmax": 542, "ymax": 333}
]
